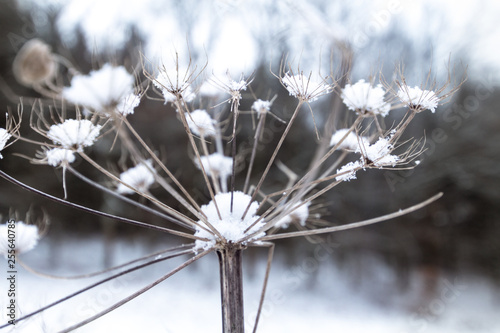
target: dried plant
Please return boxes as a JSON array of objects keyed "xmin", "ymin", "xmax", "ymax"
[{"xmin": 0, "ymin": 40, "xmax": 463, "ymax": 332}]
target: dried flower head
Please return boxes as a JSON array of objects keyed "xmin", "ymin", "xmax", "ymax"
[
  {"xmin": 47, "ymin": 119, "xmax": 102, "ymax": 151},
  {"xmin": 0, "ymin": 221, "xmax": 39, "ymax": 257},
  {"xmin": 186, "ymin": 109, "xmax": 217, "ymax": 138},
  {"xmin": 153, "ymin": 68, "xmax": 197, "ymax": 104},
  {"xmin": 46, "ymin": 148, "xmax": 76, "ymax": 167},
  {"xmin": 197, "ymin": 153, "xmax": 233, "ymax": 179},
  {"xmin": 194, "ymin": 191, "xmax": 266, "ymax": 250},
  {"xmin": 62, "ymin": 64, "xmax": 135, "ymax": 112},
  {"xmin": 341, "ymin": 79, "xmax": 391, "ymax": 116},
  {"xmin": 330, "ymin": 128, "xmax": 368, "ymax": 151},
  {"xmin": 397, "ymin": 85, "xmax": 439, "ymax": 112},
  {"xmin": 358, "ymin": 136, "xmax": 399, "ymax": 167},
  {"xmin": 12, "ymin": 39, "xmax": 57, "ymax": 87},
  {"xmin": 117, "ymin": 160, "xmax": 156, "ymax": 194},
  {"xmin": 251, "ymin": 99, "xmax": 272, "ymax": 118},
  {"xmin": 116, "ymin": 93, "xmax": 141, "ymax": 116},
  {"xmin": 210, "ymin": 72, "xmax": 252, "ymax": 111},
  {"xmin": 281, "ymin": 71, "xmax": 332, "ymax": 103}
]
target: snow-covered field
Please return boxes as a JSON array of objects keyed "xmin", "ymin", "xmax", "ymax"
[{"xmin": 1, "ymin": 236, "xmax": 499, "ymax": 332}]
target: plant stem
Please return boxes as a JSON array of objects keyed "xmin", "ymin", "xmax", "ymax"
[{"xmin": 218, "ymin": 244, "xmax": 245, "ymax": 333}]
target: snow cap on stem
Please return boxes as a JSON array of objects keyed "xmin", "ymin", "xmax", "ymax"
[{"xmin": 194, "ymin": 191, "xmax": 265, "ymax": 250}]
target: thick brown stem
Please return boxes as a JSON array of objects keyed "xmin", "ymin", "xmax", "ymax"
[{"xmin": 218, "ymin": 245, "xmax": 244, "ymax": 333}]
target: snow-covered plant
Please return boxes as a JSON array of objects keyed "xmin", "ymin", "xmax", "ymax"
[{"xmin": 0, "ymin": 38, "xmax": 463, "ymax": 332}]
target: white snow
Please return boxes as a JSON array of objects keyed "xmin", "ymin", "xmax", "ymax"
[
  {"xmin": 252, "ymin": 99, "xmax": 272, "ymax": 117},
  {"xmin": 46, "ymin": 148, "xmax": 76, "ymax": 167},
  {"xmin": 360, "ymin": 137, "xmax": 399, "ymax": 167},
  {"xmin": 153, "ymin": 70, "xmax": 196, "ymax": 104},
  {"xmin": 274, "ymin": 200, "xmax": 310, "ymax": 229},
  {"xmin": 116, "ymin": 93, "xmax": 141, "ymax": 116},
  {"xmin": 62, "ymin": 64, "xmax": 135, "ymax": 112},
  {"xmin": 281, "ymin": 72, "xmax": 331, "ymax": 102},
  {"xmin": 330, "ymin": 128, "xmax": 368, "ymax": 151},
  {"xmin": 336, "ymin": 160, "xmax": 363, "ymax": 182},
  {"xmin": 397, "ymin": 85, "xmax": 439, "ymax": 112},
  {"xmin": 0, "ymin": 221, "xmax": 39, "ymax": 257},
  {"xmin": 47, "ymin": 119, "xmax": 102, "ymax": 150},
  {"xmin": 341, "ymin": 79, "xmax": 391, "ymax": 116},
  {"xmin": 185, "ymin": 109, "xmax": 216, "ymax": 138},
  {"xmin": 0, "ymin": 128, "xmax": 12, "ymax": 159},
  {"xmin": 3, "ymin": 235, "xmax": 498, "ymax": 333},
  {"xmin": 196, "ymin": 153, "xmax": 233, "ymax": 179},
  {"xmin": 194, "ymin": 191, "xmax": 266, "ymax": 250},
  {"xmin": 117, "ymin": 160, "xmax": 155, "ymax": 195}
]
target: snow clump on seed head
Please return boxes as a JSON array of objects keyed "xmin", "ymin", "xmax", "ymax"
[
  {"xmin": 47, "ymin": 119, "xmax": 102, "ymax": 151},
  {"xmin": 194, "ymin": 191, "xmax": 266, "ymax": 250},
  {"xmin": 63, "ymin": 64, "xmax": 135, "ymax": 112},
  {"xmin": 341, "ymin": 79, "xmax": 391, "ymax": 117}
]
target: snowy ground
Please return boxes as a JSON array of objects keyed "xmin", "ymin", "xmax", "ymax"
[{"xmin": 1, "ymin": 236, "xmax": 499, "ymax": 332}]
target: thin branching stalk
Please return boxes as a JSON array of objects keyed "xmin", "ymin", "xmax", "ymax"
[
  {"xmin": 0, "ymin": 247, "xmax": 198, "ymax": 329},
  {"xmin": 78, "ymin": 152, "xmax": 202, "ymax": 231},
  {"xmin": 57, "ymin": 248, "xmax": 213, "ymax": 333},
  {"xmin": 67, "ymin": 165, "xmax": 195, "ymax": 231},
  {"xmin": 243, "ymin": 111, "xmax": 267, "ymax": 194},
  {"xmin": 0, "ymin": 169, "xmax": 194, "ymax": 237},
  {"xmin": 260, "ymin": 193, "xmax": 443, "ymax": 241},
  {"xmin": 242, "ymin": 101, "xmax": 304, "ymax": 220},
  {"xmin": 17, "ymin": 243, "xmax": 194, "ymax": 279},
  {"xmin": 250, "ymin": 242, "xmax": 275, "ymax": 333}
]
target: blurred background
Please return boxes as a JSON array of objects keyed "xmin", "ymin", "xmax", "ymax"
[{"xmin": 0, "ymin": 0, "xmax": 499, "ymax": 332}]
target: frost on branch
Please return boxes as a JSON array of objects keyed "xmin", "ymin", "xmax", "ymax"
[
  {"xmin": 341, "ymin": 79, "xmax": 391, "ymax": 117},
  {"xmin": 194, "ymin": 192, "xmax": 266, "ymax": 250},
  {"xmin": 0, "ymin": 221, "xmax": 39, "ymax": 257},
  {"xmin": 62, "ymin": 64, "xmax": 135, "ymax": 112}
]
